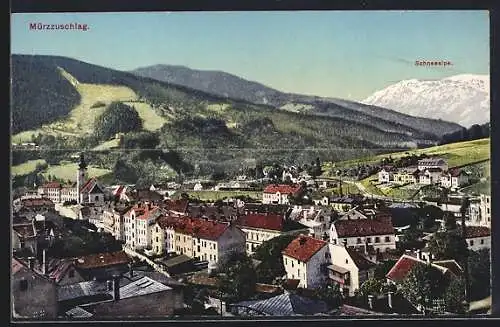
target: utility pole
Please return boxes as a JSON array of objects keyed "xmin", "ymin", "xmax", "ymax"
[{"xmin": 460, "ymin": 196, "xmax": 471, "ymax": 307}]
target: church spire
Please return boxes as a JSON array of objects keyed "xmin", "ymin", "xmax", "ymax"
[{"xmin": 79, "ymin": 152, "xmax": 88, "ymax": 170}]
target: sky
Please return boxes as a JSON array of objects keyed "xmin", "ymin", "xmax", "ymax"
[{"xmin": 11, "ymin": 11, "xmax": 489, "ymax": 100}]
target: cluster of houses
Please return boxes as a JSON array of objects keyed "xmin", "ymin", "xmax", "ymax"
[
  {"xmin": 378, "ymin": 157, "xmax": 470, "ymax": 190},
  {"xmin": 12, "ymin": 154, "xmax": 492, "ymax": 318}
]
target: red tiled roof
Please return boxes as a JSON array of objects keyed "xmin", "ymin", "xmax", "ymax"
[
  {"xmin": 162, "ymin": 199, "xmax": 189, "ymax": 213},
  {"xmin": 235, "ymin": 213, "xmax": 284, "ymax": 231},
  {"xmin": 175, "ymin": 217, "xmax": 230, "ymax": 241},
  {"xmin": 282, "ymin": 235, "xmax": 328, "ymax": 262},
  {"xmin": 113, "ymin": 185, "xmax": 125, "ymax": 197},
  {"xmin": 12, "ymin": 258, "xmax": 25, "ymax": 274},
  {"xmin": 126, "ymin": 203, "xmax": 162, "ymax": 220},
  {"xmin": 386, "ymin": 254, "xmax": 451, "ymax": 282},
  {"xmin": 20, "ymin": 198, "xmax": 54, "ymax": 208},
  {"xmin": 385, "ymin": 255, "xmax": 424, "ymax": 282},
  {"xmin": 334, "ymin": 213, "xmax": 394, "ymax": 237},
  {"xmin": 263, "ymin": 184, "xmax": 302, "ymax": 194},
  {"xmin": 42, "ymin": 182, "xmax": 62, "ymax": 189},
  {"xmin": 80, "ymin": 178, "xmax": 101, "ymax": 193},
  {"xmin": 75, "ymin": 251, "xmax": 131, "ymax": 269},
  {"xmin": 465, "ymin": 226, "xmax": 491, "ymax": 238}
]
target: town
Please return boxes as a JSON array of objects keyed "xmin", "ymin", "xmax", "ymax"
[{"xmin": 12, "ymin": 152, "xmax": 491, "ymax": 319}]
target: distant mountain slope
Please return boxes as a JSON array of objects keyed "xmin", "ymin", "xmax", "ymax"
[
  {"xmin": 362, "ymin": 74, "xmax": 490, "ymax": 127},
  {"xmin": 11, "ymin": 54, "xmax": 465, "ymax": 177},
  {"xmin": 131, "ymin": 64, "xmax": 463, "ymax": 137}
]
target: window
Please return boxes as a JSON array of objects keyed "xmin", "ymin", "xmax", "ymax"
[
  {"xmin": 156, "ymin": 227, "xmax": 159, "ymax": 233},
  {"xmin": 367, "ymin": 237, "xmax": 372, "ymax": 243},
  {"xmin": 156, "ymin": 237, "xmax": 159, "ymax": 242},
  {"xmin": 345, "ymin": 259, "xmax": 349, "ymax": 264},
  {"xmin": 356, "ymin": 238, "xmax": 362, "ymax": 244},
  {"xmin": 375, "ymin": 237, "xmax": 380, "ymax": 243},
  {"xmin": 325, "ymin": 252, "xmax": 330, "ymax": 259},
  {"xmin": 470, "ymin": 240, "xmax": 474, "ymax": 246},
  {"xmin": 385, "ymin": 236, "xmax": 390, "ymax": 242},
  {"xmin": 291, "ymin": 261, "xmax": 294, "ymax": 268},
  {"xmin": 285, "ymin": 258, "xmax": 287, "ymax": 265},
  {"xmin": 298, "ymin": 269, "xmax": 300, "ymax": 276},
  {"xmin": 332, "ymin": 239, "xmax": 337, "ymax": 245},
  {"xmin": 481, "ymin": 239, "xmax": 485, "ymax": 245}
]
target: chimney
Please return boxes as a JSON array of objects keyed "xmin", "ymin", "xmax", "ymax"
[
  {"xmin": 112, "ymin": 275, "xmax": 120, "ymax": 301},
  {"xmin": 27, "ymin": 257, "xmax": 35, "ymax": 270},
  {"xmin": 42, "ymin": 249, "xmax": 48, "ymax": 275},
  {"xmin": 368, "ymin": 294, "xmax": 374, "ymax": 310},
  {"xmin": 128, "ymin": 262, "xmax": 134, "ymax": 277},
  {"xmin": 388, "ymin": 291, "xmax": 393, "ymax": 309}
]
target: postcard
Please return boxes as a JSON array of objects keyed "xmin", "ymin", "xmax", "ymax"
[{"xmin": 10, "ymin": 9, "xmax": 491, "ymax": 320}]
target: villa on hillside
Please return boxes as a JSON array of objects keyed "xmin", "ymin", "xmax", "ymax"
[
  {"xmin": 262, "ymin": 184, "xmax": 303, "ymax": 205},
  {"xmin": 440, "ymin": 168, "xmax": 470, "ymax": 190}
]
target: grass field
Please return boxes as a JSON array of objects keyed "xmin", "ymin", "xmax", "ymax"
[
  {"xmin": 178, "ymin": 190, "xmax": 262, "ymax": 201},
  {"xmin": 42, "ymin": 162, "xmax": 111, "ymax": 181},
  {"xmin": 93, "ymin": 138, "xmax": 120, "ymax": 150},
  {"xmin": 12, "ymin": 68, "xmax": 168, "ymax": 145},
  {"xmin": 11, "ymin": 159, "xmax": 46, "ymax": 176},
  {"xmin": 324, "ymin": 138, "xmax": 490, "ymax": 171}
]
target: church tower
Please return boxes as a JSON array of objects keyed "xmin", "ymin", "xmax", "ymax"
[{"xmin": 76, "ymin": 152, "xmax": 88, "ymax": 203}]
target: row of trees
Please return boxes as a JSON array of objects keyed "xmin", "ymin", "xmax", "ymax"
[{"xmin": 439, "ymin": 123, "xmax": 490, "ymax": 145}]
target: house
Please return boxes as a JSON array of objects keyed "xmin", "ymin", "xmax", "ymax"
[
  {"xmin": 26, "ymin": 253, "xmax": 85, "ymax": 286},
  {"xmin": 282, "ymin": 235, "xmax": 330, "ymax": 289},
  {"xmin": 171, "ymin": 218, "xmax": 246, "ymax": 266},
  {"xmin": 288, "ymin": 206, "xmax": 332, "ymax": 240},
  {"xmin": 465, "ymin": 198, "xmax": 482, "ymax": 226},
  {"xmin": 12, "ymin": 224, "xmax": 38, "ymax": 256},
  {"xmin": 123, "ymin": 202, "xmax": 165, "ymax": 250},
  {"xmin": 418, "ymin": 168, "xmax": 443, "ymax": 185},
  {"xmin": 74, "ymin": 251, "xmax": 132, "ymax": 281},
  {"xmin": 378, "ymin": 166, "xmax": 397, "ymax": 184},
  {"xmin": 153, "ymin": 215, "xmax": 246, "ymax": 266},
  {"xmin": 37, "ymin": 154, "xmax": 105, "ymax": 205},
  {"xmin": 262, "ymin": 184, "xmax": 302, "ymax": 205},
  {"xmin": 162, "ymin": 199, "xmax": 189, "ymax": 216},
  {"xmin": 327, "ymin": 244, "xmax": 376, "ymax": 297},
  {"xmin": 393, "ymin": 167, "xmax": 420, "ymax": 185},
  {"xmin": 329, "ymin": 209, "xmax": 396, "ymax": 253},
  {"xmin": 235, "ymin": 213, "xmax": 295, "ymax": 255},
  {"xmin": 385, "ymin": 254, "xmax": 462, "ymax": 286},
  {"xmin": 479, "ymin": 194, "xmax": 491, "ymax": 227},
  {"xmin": 12, "ymin": 257, "xmax": 58, "ymax": 319},
  {"xmin": 59, "ymin": 270, "xmax": 184, "ymax": 318},
  {"xmin": 440, "ymin": 169, "xmax": 469, "ymax": 189},
  {"xmin": 329, "ymin": 196, "xmax": 364, "ymax": 213},
  {"xmin": 101, "ymin": 204, "xmax": 132, "ymax": 241},
  {"xmin": 417, "ymin": 158, "xmax": 448, "ymax": 171},
  {"xmin": 16, "ymin": 197, "xmax": 55, "ymax": 214},
  {"xmin": 112, "ymin": 185, "xmax": 133, "ymax": 202},
  {"xmin": 464, "ymin": 226, "xmax": 491, "ymax": 251},
  {"xmin": 231, "ymin": 291, "xmax": 329, "ymax": 316}
]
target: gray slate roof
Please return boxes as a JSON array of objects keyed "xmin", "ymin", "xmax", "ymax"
[{"xmin": 234, "ymin": 292, "xmax": 328, "ymax": 316}]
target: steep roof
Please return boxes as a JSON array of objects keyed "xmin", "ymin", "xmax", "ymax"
[
  {"xmin": 75, "ymin": 251, "xmax": 131, "ymax": 270},
  {"xmin": 282, "ymin": 235, "xmax": 328, "ymax": 262},
  {"xmin": 235, "ymin": 213, "xmax": 284, "ymax": 231},
  {"xmin": 334, "ymin": 213, "xmax": 394, "ymax": 237},
  {"xmin": 465, "ymin": 226, "xmax": 491, "ymax": 238},
  {"xmin": 385, "ymin": 254, "xmax": 450, "ymax": 282},
  {"xmin": 80, "ymin": 178, "xmax": 104, "ymax": 194},
  {"xmin": 263, "ymin": 184, "xmax": 302, "ymax": 194},
  {"xmin": 346, "ymin": 248, "xmax": 376, "ymax": 270}
]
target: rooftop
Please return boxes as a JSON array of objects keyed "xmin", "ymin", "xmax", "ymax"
[
  {"xmin": 385, "ymin": 254, "xmax": 452, "ymax": 282},
  {"xmin": 346, "ymin": 249, "xmax": 376, "ymax": 270},
  {"xmin": 465, "ymin": 226, "xmax": 491, "ymax": 238},
  {"xmin": 235, "ymin": 213, "xmax": 284, "ymax": 231},
  {"xmin": 263, "ymin": 184, "xmax": 302, "ymax": 195},
  {"xmin": 334, "ymin": 213, "xmax": 394, "ymax": 237},
  {"xmin": 75, "ymin": 251, "xmax": 131, "ymax": 270},
  {"xmin": 282, "ymin": 235, "xmax": 328, "ymax": 262}
]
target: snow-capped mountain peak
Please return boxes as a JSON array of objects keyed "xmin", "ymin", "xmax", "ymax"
[{"xmin": 362, "ymin": 74, "xmax": 489, "ymax": 127}]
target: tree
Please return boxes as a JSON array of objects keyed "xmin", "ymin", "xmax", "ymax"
[
  {"xmin": 416, "ymin": 205, "xmax": 442, "ymax": 230},
  {"xmin": 397, "ymin": 226, "xmax": 423, "ymax": 251},
  {"xmin": 443, "ymin": 212, "xmax": 457, "ymax": 231},
  {"xmin": 374, "ymin": 260, "xmax": 398, "ymax": 280},
  {"xmin": 253, "ymin": 234, "xmax": 296, "ymax": 283},
  {"xmin": 356, "ymin": 278, "xmax": 385, "ymax": 298},
  {"xmin": 444, "ymin": 277, "xmax": 466, "ymax": 313},
  {"xmin": 313, "ymin": 282, "xmax": 343, "ymax": 309},
  {"xmin": 398, "ymin": 263, "xmax": 448, "ymax": 311},
  {"xmin": 427, "ymin": 230, "xmax": 468, "ymax": 263},
  {"xmin": 94, "ymin": 101, "xmax": 143, "ymax": 140},
  {"xmin": 468, "ymin": 249, "xmax": 491, "ymax": 301},
  {"xmin": 217, "ymin": 252, "xmax": 257, "ymax": 302}
]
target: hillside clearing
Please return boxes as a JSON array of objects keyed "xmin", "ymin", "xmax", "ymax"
[
  {"xmin": 11, "ymin": 159, "xmax": 46, "ymax": 176},
  {"xmin": 123, "ymin": 101, "xmax": 167, "ymax": 131},
  {"xmin": 42, "ymin": 162, "xmax": 111, "ymax": 181}
]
